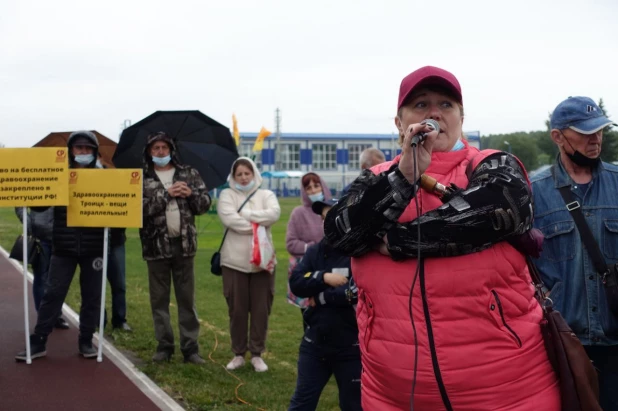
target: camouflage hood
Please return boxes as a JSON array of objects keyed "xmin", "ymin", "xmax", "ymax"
[{"xmin": 142, "ymin": 132, "xmax": 184, "ymax": 175}]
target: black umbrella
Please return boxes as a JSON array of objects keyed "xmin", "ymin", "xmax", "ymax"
[{"xmin": 112, "ymin": 111, "xmax": 239, "ymax": 189}]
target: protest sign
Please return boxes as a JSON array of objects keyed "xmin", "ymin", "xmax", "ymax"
[
  {"xmin": 67, "ymin": 169, "xmax": 143, "ymax": 228},
  {"xmin": 0, "ymin": 147, "xmax": 69, "ymax": 207}
]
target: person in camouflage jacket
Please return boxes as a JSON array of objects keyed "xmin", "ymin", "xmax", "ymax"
[
  {"xmin": 139, "ymin": 131, "xmax": 211, "ymax": 365},
  {"xmin": 140, "ymin": 145, "xmax": 210, "ymax": 260}
]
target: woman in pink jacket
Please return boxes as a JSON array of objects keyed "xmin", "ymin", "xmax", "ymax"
[
  {"xmin": 323, "ymin": 66, "xmax": 561, "ymax": 410},
  {"xmin": 286, "ymin": 173, "xmax": 332, "ymax": 325}
]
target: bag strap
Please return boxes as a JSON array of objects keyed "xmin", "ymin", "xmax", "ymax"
[
  {"xmin": 551, "ymin": 166, "xmax": 610, "ymax": 278},
  {"xmin": 526, "ymin": 255, "xmax": 543, "ymax": 287},
  {"xmin": 525, "ymin": 256, "xmax": 555, "ymax": 312},
  {"xmin": 526, "ymin": 256, "xmax": 545, "ymax": 296},
  {"xmin": 217, "ymin": 190, "xmax": 257, "ymax": 252}
]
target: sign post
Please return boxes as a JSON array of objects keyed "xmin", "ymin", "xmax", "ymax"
[
  {"xmin": 21, "ymin": 207, "xmax": 30, "ymax": 363},
  {"xmin": 67, "ymin": 169, "xmax": 143, "ymax": 362},
  {"xmin": 0, "ymin": 147, "xmax": 69, "ymax": 364}
]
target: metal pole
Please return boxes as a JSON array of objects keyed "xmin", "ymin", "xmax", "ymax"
[
  {"xmin": 274, "ymin": 108, "xmax": 281, "ymax": 171},
  {"xmin": 22, "ymin": 207, "xmax": 32, "ymax": 364},
  {"xmin": 97, "ymin": 227, "xmax": 109, "ymax": 362}
]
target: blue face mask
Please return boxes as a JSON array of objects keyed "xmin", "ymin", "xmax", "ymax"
[
  {"xmin": 152, "ymin": 155, "xmax": 171, "ymax": 167},
  {"xmin": 308, "ymin": 192, "xmax": 324, "ymax": 203},
  {"xmin": 235, "ymin": 180, "xmax": 255, "ymax": 192},
  {"xmin": 74, "ymin": 154, "xmax": 94, "ymax": 165},
  {"xmin": 451, "ymin": 139, "xmax": 465, "ymax": 151}
]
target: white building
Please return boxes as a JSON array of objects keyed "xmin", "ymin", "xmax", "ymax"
[{"xmin": 238, "ymin": 131, "xmax": 481, "ymax": 196}]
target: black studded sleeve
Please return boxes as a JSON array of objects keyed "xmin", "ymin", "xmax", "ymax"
[
  {"xmin": 385, "ymin": 152, "xmax": 533, "ymax": 259},
  {"xmin": 323, "ymin": 163, "xmax": 420, "ymax": 257}
]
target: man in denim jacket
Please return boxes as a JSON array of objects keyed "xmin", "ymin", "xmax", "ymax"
[{"xmin": 532, "ymin": 96, "xmax": 618, "ymax": 410}]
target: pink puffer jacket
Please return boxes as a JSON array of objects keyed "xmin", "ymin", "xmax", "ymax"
[{"xmin": 354, "ymin": 143, "xmax": 560, "ymax": 410}]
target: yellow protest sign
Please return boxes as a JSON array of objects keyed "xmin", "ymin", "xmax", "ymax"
[
  {"xmin": 67, "ymin": 169, "xmax": 143, "ymax": 228},
  {"xmin": 0, "ymin": 147, "xmax": 69, "ymax": 207}
]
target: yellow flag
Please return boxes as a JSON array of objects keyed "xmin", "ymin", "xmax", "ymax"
[
  {"xmin": 252, "ymin": 127, "xmax": 272, "ymax": 152},
  {"xmin": 232, "ymin": 114, "xmax": 240, "ymax": 146}
]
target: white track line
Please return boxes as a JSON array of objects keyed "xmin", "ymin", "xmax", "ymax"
[{"xmin": 0, "ymin": 245, "xmax": 184, "ymax": 411}]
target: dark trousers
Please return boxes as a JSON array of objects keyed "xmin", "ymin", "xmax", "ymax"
[
  {"xmin": 222, "ymin": 266, "xmax": 274, "ymax": 356},
  {"xmin": 106, "ymin": 243, "xmax": 127, "ymax": 327},
  {"xmin": 288, "ymin": 340, "xmax": 362, "ymax": 411},
  {"xmin": 300, "ymin": 308, "xmax": 308, "ymax": 332},
  {"xmin": 34, "ymin": 254, "xmax": 103, "ymax": 339},
  {"xmin": 31, "ymin": 239, "xmax": 52, "ymax": 311},
  {"xmin": 585, "ymin": 345, "xmax": 618, "ymax": 411},
  {"xmin": 146, "ymin": 239, "xmax": 200, "ymax": 357}
]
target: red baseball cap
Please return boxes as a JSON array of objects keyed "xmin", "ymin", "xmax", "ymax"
[{"xmin": 397, "ymin": 66, "xmax": 463, "ymax": 110}]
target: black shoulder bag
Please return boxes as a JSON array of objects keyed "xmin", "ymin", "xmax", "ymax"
[
  {"xmin": 210, "ymin": 191, "xmax": 256, "ymax": 276},
  {"xmin": 9, "ymin": 235, "xmax": 39, "ymax": 265},
  {"xmin": 553, "ymin": 167, "xmax": 618, "ymax": 317}
]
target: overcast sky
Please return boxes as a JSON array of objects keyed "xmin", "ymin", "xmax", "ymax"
[{"xmin": 1, "ymin": 0, "xmax": 616, "ymax": 147}]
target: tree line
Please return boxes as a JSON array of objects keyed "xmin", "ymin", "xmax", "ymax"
[{"xmin": 480, "ymin": 99, "xmax": 617, "ymax": 173}]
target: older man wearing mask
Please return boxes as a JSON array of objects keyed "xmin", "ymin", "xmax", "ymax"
[
  {"xmin": 532, "ymin": 96, "xmax": 618, "ymax": 410},
  {"xmin": 140, "ymin": 131, "xmax": 211, "ymax": 365}
]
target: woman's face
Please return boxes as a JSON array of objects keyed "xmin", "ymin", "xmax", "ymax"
[
  {"xmin": 234, "ymin": 164, "xmax": 254, "ymax": 185},
  {"xmin": 304, "ymin": 180, "xmax": 322, "ymax": 196},
  {"xmin": 396, "ymin": 88, "xmax": 463, "ymax": 152}
]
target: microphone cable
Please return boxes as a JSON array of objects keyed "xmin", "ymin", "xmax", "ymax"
[{"xmin": 408, "ymin": 141, "xmax": 422, "ymax": 411}]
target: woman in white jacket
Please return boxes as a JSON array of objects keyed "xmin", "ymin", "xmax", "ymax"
[{"xmin": 217, "ymin": 157, "xmax": 281, "ymax": 372}]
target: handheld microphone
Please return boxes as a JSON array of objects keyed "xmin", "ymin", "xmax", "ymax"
[{"xmin": 410, "ymin": 119, "xmax": 440, "ymax": 147}]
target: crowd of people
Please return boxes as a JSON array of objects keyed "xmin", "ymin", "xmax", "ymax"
[{"xmin": 11, "ymin": 65, "xmax": 618, "ymax": 410}]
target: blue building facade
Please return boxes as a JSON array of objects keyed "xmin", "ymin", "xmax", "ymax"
[{"xmin": 237, "ymin": 131, "xmax": 481, "ymax": 196}]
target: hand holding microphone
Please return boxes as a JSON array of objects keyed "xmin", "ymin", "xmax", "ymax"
[
  {"xmin": 399, "ymin": 119, "xmax": 440, "ymax": 184},
  {"xmin": 411, "ymin": 119, "xmax": 440, "ymax": 147}
]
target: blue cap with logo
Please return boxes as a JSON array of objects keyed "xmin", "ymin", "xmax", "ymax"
[{"xmin": 550, "ymin": 96, "xmax": 614, "ymax": 134}]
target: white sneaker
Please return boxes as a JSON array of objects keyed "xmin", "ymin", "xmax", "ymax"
[
  {"xmin": 251, "ymin": 356, "xmax": 268, "ymax": 372},
  {"xmin": 226, "ymin": 355, "xmax": 245, "ymax": 370}
]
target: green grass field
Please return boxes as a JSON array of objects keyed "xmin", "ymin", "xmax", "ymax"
[{"xmin": 0, "ymin": 198, "xmax": 342, "ymax": 410}]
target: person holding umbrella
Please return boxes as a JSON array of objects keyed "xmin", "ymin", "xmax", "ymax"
[{"xmin": 140, "ymin": 131, "xmax": 211, "ymax": 364}]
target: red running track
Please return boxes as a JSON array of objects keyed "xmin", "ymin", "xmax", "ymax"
[{"xmin": 0, "ymin": 253, "xmax": 176, "ymax": 410}]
